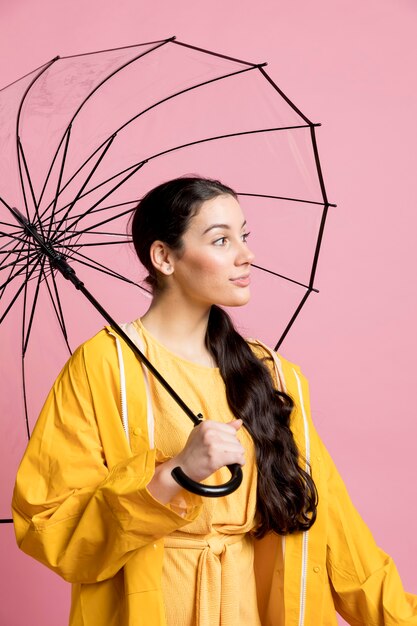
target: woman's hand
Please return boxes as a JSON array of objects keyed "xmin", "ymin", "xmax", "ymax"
[
  {"xmin": 147, "ymin": 419, "xmax": 245, "ymax": 505},
  {"xmin": 174, "ymin": 419, "xmax": 245, "ymax": 482}
]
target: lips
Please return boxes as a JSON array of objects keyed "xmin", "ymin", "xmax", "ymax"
[{"xmin": 230, "ymin": 275, "xmax": 251, "ymax": 287}]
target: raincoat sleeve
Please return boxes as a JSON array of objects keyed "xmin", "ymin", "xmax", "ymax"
[
  {"xmin": 286, "ymin": 360, "xmax": 417, "ymax": 624},
  {"xmin": 320, "ymin": 432, "xmax": 417, "ymax": 624},
  {"xmin": 12, "ymin": 333, "xmax": 202, "ymax": 584}
]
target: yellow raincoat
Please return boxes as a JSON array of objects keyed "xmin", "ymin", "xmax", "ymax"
[{"xmin": 12, "ymin": 327, "xmax": 417, "ymax": 625}]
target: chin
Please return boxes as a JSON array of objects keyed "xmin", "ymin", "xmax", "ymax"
[{"xmin": 220, "ymin": 292, "xmax": 251, "ymax": 308}]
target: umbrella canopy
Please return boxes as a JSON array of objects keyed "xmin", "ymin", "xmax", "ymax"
[{"xmin": 0, "ymin": 37, "xmax": 333, "ymax": 518}]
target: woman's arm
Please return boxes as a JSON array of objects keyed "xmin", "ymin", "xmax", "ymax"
[
  {"xmin": 12, "ymin": 338, "xmax": 202, "ymax": 584},
  {"xmin": 272, "ymin": 352, "xmax": 417, "ymax": 625},
  {"xmin": 320, "ymin": 435, "xmax": 417, "ymax": 625}
]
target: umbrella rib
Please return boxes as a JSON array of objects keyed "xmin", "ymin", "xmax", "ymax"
[
  {"xmin": 53, "ymin": 134, "xmax": 117, "ymax": 232},
  {"xmin": 38, "ymin": 135, "xmax": 120, "ymax": 222},
  {"xmin": 64, "ymin": 240, "xmax": 131, "ymax": 247},
  {"xmin": 21, "ymin": 355, "xmax": 31, "ymax": 440},
  {"xmin": 65, "ymin": 229, "xmax": 129, "ymax": 238},
  {"xmin": 251, "ymin": 263, "xmax": 319, "ymax": 293},
  {"xmin": 274, "ymin": 290, "xmax": 313, "ymax": 351},
  {"xmin": 53, "ymin": 207, "xmax": 135, "ymax": 244},
  {"xmin": 57, "ymin": 161, "xmax": 146, "ymax": 235},
  {"xmin": 0, "ymin": 197, "xmax": 23, "ymax": 227},
  {"xmin": 37, "ymin": 38, "xmax": 173, "ymax": 213},
  {"xmin": 0, "ymin": 256, "xmax": 39, "ymax": 275},
  {"xmin": 0, "ymin": 196, "xmax": 13, "ymax": 211},
  {"xmin": 45, "ymin": 125, "xmax": 72, "ymax": 237},
  {"xmin": 0, "ymin": 230, "xmax": 29, "ymax": 246},
  {"xmin": 64, "ymin": 246, "xmax": 136, "ymax": 280},
  {"xmin": 22, "ymin": 255, "xmax": 46, "ymax": 356},
  {"xmin": 0, "ymin": 57, "xmax": 58, "ymax": 93},
  {"xmin": 67, "ymin": 199, "xmax": 138, "ymax": 219},
  {"xmin": 0, "ymin": 249, "xmax": 34, "ymax": 258},
  {"xmin": 73, "ymin": 259, "xmax": 150, "ymax": 293},
  {"xmin": 257, "ymin": 66, "xmax": 313, "ymax": 126},
  {"xmin": 49, "ymin": 202, "xmax": 137, "ymax": 238},
  {"xmin": 0, "ymin": 248, "xmax": 30, "ymax": 258},
  {"xmin": 14, "ymin": 57, "xmax": 59, "ymax": 221},
  {"xmin": 44, "ymin": 264, "xmax": 72, "ymax": 353},
  {"xmin": 37, "ymin": 129, "xmax": 69, "ymax": 212},
  {"xmin": 306, "ymin": 125, "xmax": 332, "ymax": 287},
  {"xmin": 0, "ymin": 243, "xmax": 33, "ymax": 303},
  {"xmin": 0, "ymin": 220, "xmax": 21, "ymax": 228},
  {"xmin": 144, "ymin": 123, "xmax": 316, "ymax": 164},
  {"xmin": 0, "ymin": 233, "xmax": 29, "ymax": 266},
  {"xmin": 237, "ymin": 192, "xmax": 336, "ymax": 208},
  {"xmin": 66, "ymin": 248, "xmax": 148, "ymax": 291},
  {"xmin": 0, "ymin": 262, "xmax": 40, "ymax": 324},
  {"xmin": 18, "ymin": 138, "xmax": 46, "ymax": 232},
  {"xmin": 60, "ymin": 38, "xmax": 176, "ymax": 60},
  {"xmin": 16, "ymin": 138, "xmax": 31, "ymax": 221},
  {"xmin": 0, "ymin": 239, "xmax": 41, "ymax": 287},
  {"xmin": 0, "ymin": 249, "xmax": 41, "ymax": 291},
  {"xmin": 172, "ymin": 39, "xmax": 260, "ymax": 68},
  {"xmin": 49, "ymin": 163, "xmax": 146, "ymax": 222},
  {"xmin": 21, "ymin": 257, "xmax": 39, "ymax": 437},
  {"xmin": 0, "ymin": 249, "xmax": 39, "ymax": 273},
  {"xmin": 0, "ymin": 198, "xmax": 34, "ymax": 234}
]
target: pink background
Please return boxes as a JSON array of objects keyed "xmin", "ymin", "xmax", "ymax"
[{"xmin": 1, "ymin": 1, "xmax": 416, "ymax": 624}]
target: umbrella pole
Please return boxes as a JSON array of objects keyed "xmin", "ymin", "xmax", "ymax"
[{"xmin": 9, "ymin": 207, "xmax": 242, "ymax": 497}]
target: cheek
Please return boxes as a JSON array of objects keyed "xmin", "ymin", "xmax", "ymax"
[{"xmin": 185, "ymin": 251, "xmax": 228, "ymax": 279}]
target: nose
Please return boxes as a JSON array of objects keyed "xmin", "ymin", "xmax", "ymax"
[{"xmin": 236, "ymin": 240, "xmax": 255, "ymax": 265}]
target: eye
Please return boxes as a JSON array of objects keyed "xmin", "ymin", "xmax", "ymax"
[
  {"xmin": 213, "ymin": 236, "xmax": 228, "ymax": 246},
  {"xmin": 241, "ymin": 231, "xmax": 251, "ymax": 243}
]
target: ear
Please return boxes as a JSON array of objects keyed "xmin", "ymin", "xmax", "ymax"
[{"xmin": 149, "ymin": 240, "xmax": 175, "ymax": 276}]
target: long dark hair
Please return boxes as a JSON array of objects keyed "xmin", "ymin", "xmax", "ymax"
[{"xmin": 131, "ymin": 176, "xmax": 318, "ymax": 537}]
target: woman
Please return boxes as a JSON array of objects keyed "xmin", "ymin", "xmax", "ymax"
[{"xmin": 12, "ymin": 177, "xmax": 417, "ymax": 625}]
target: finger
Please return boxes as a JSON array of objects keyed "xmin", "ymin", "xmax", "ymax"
[
  {"xmin": 200, "ymin": 419, "xmax": 242, "ymax": 434},
  {"xmin": 200, "ymin": 426, "xmax": 243, "ymax": 447}
]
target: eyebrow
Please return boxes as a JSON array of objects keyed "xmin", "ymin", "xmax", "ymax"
[{"xmin": 202, "ymin": 220, "xmax": 247, "ymax": 235}]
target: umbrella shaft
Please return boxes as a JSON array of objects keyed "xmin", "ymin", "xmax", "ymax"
[{"xmin": 78, "ymin": 281, "xmax": 202, "ymax": 425}]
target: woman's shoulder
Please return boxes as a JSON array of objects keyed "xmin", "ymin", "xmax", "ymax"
[
  {"xmin": 70, "ymin": 326, "xmax": 115, "ymax": 358},
  {"xmin": 246, "ymin": 338, "xmax": 308, "ymax": 396},
  {"xmin": 61, "ymin": 326, "xmax": 128, "ymax": 379},
  {"xmin": 247, "ymin": 338, "xmax": 303, "ymax": 373}
]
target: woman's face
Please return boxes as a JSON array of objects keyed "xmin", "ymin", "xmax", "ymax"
[{"xmin": 167, "ymin": 193, "xmax": 255, "ymax": 309}]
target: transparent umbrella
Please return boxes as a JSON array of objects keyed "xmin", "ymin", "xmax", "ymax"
[{"xmin": 0, "ymin": 36, "xmax": 334, "ymax": 518}]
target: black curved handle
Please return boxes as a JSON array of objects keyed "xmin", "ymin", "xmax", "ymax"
[{"xmin": 171, "ymin": 463, "xmax": 243, "ymax": 497}]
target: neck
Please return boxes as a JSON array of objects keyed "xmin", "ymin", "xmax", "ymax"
[{"xmin": 140, "ymin": 291, "xmax": 215, "ymax": 366}]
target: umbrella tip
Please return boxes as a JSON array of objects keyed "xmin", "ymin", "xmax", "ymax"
[{"xmin": 9, "ymin": 206, "xmax": 29, "ymax": 226}]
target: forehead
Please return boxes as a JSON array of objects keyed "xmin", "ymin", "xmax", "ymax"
[{"xmin": 190, "ymin": 194, "xmax": 245, "ymax": 232}]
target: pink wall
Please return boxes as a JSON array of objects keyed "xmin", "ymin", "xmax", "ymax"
[{"xmin": 1, "ymin": 1, "xmax": 416, "ymax": 624}]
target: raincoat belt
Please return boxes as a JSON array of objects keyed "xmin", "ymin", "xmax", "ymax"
[{"xmin": 164, "ymin": 533, "xmax": 246, "ymax": 626}]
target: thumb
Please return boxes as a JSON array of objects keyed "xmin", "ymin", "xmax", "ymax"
[{"xmin": 228, "ymin": 418, "xmax": 243, "ymax": 430}]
